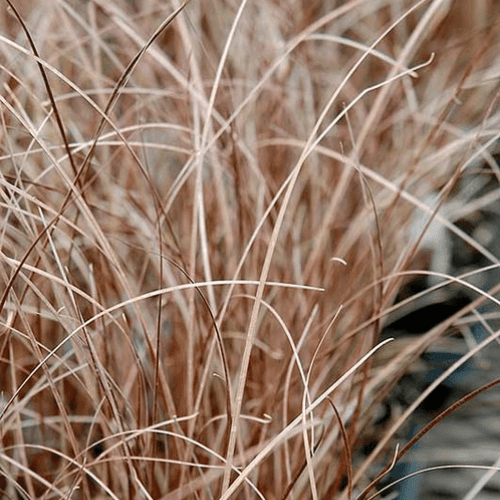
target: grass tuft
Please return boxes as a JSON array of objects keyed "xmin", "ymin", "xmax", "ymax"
[{"xmin": 1, "ymin": 1, "xmax": 499, "ymax": 498}]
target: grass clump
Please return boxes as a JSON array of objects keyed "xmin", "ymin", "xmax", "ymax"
[{"xmin": 1, "ymin": 0, "xmax": 499, "ymax": 499}]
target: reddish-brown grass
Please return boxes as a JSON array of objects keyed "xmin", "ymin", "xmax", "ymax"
[{"xmin": 1, "ymin": 1, "xmax": 499, "ymax": 499}]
